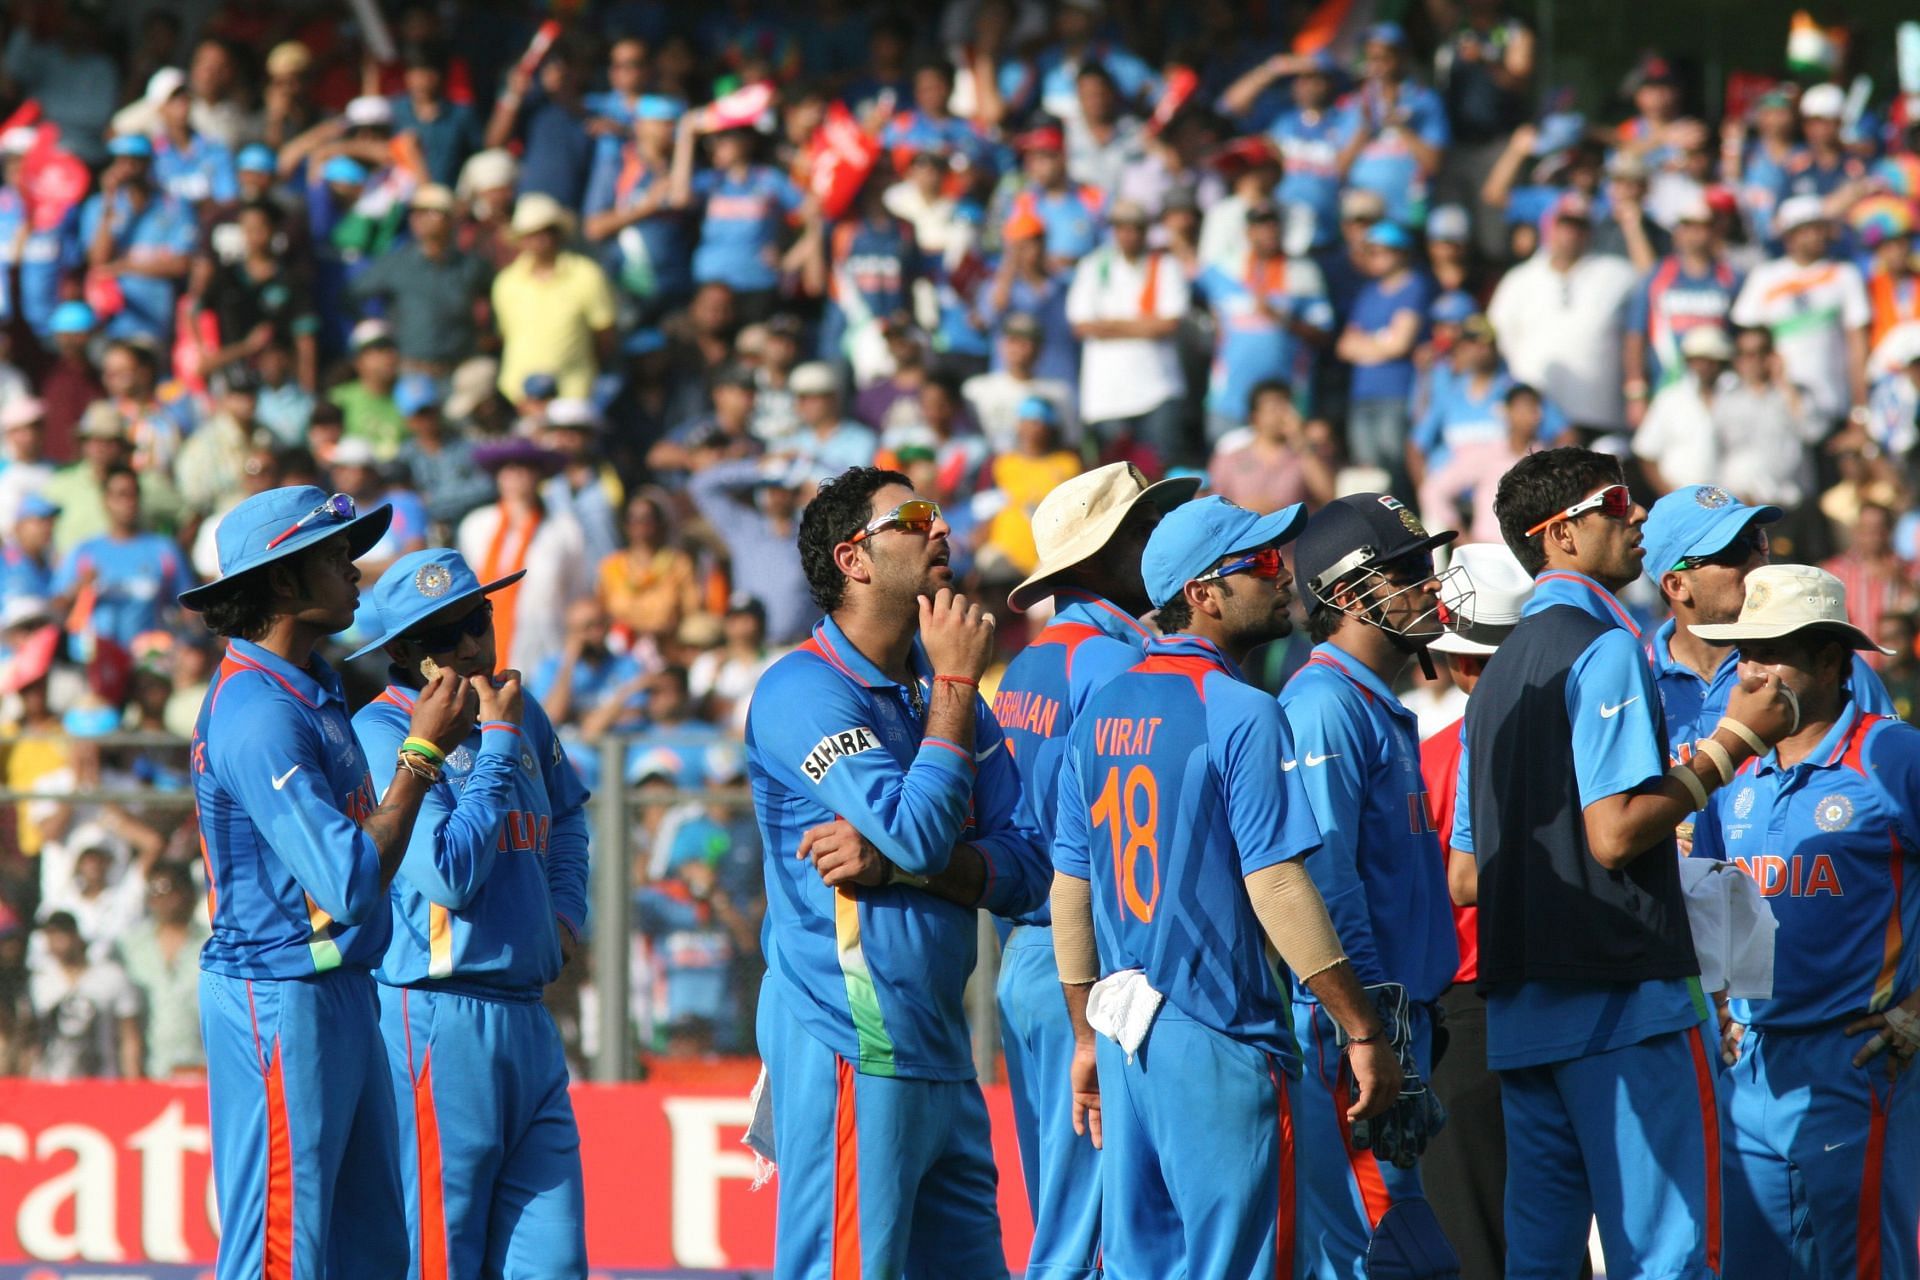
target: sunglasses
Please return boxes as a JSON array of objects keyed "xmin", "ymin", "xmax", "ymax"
[
  {"xmin": 1675, "ymin": 525, "xmax": 1769, "ymax": 572},
  {"xmin": 1524, "ymin": 483, "xmax": 1632, "ymax": 537},
  {"xmin": 264, "ymin": 492, "xmax": 355, "ymax": 549},
  {"xmin": 847, "ymin": 500, "xmax": 941, "ymax": 546},
  {"xmin": 1197, "ymin": 546, "xmax": 1287, "ymax": 583},
  {"xmin": 409, "ymin": 600, "xmax": 494, "ymax": 653}
]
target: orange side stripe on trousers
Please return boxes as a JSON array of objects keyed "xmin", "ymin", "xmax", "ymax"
[
  {"xmin": 1685, "ymin": 1026, "xmax": 1722, "ymax": 1275},
  {"xmin": 1332, "ymin": 1050, "xmax": 1391, "ymax": 1226},
  {"xmin": 833, "ymin": 1057, "xmax": 861, "ymax": 1280},
  {"xmin": 1857, "ymin": 1086, "xmax": 1888, "ymax": 1279},
  {"xmin": 263, "ymin": 1041, "xmax": 295, "ymax": 1280},
  {"xmin": 414, "ymin": 1048, "xmax": 450, "ymax": 1280},
  {"xmin": 1270, "ymin": 1057, "xmax": 1297, "ymax": 1279}
]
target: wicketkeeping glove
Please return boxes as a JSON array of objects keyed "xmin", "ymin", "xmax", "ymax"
[{"xmin": 1335, "ymin": 983, "xmax": 1447, "ymax": 1169}]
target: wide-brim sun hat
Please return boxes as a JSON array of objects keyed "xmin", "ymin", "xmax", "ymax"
[
  {"xmin": 179, "ymin": 484, "xmax": 392, "ymax": 611},
  {"xmin": 1690, "ymin": 564, "xmax": 1895, "ymax": 655},
  {"xmin": 1009, "ymin": 463, "xmax": 1200, "ymax": 612},
  {"xmin": 1429, "ymin": 542, "xmax": 1534, "ymax": 656}
]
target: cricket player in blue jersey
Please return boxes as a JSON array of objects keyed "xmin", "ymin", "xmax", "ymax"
[
  {"xmin": 1640, "ymin": 484, "xmax": 1893, "ymax": 768},
  {"xmin": 1454, "ymin": 448, "xmax": 1795, "ymax": 1279},
  {"xmin": 1052, "ymin": 495, "xmax": 1405, "ymax": 1280},
  {"xmin": 180, "ymin": 486, "xmax": 473, "ymax": 1280},
  {"xmin": 744, "ymin": 466, "xmax": 1048, "ymax": 1279},
  {"xmin": 1688, "ymin": 564, "xmax": 1920, "ymax": 1278},
  {"xmin": 992, "ymin": 462, "xmax": 1197, "ymax": 1280},
  {"xmin": 1282, "ymin": 493, "xmax": 1462, "ymax": 1278},
  {"xmin": 350, "ymin": 548, "xmax": 591, "ymax": 1280}
]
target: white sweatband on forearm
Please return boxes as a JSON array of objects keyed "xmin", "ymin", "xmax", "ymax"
[
  {"xmin": 1050, "ymin": 871, "xmax": 1099, "ymax": 985},
  {"xmin": 1245, "ymin": 860, "xmax": 1349, "ymax": 983}
]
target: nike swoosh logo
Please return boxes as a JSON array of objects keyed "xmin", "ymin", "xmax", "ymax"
[
  {"xmin": 271, "ymin": 765, "xmax": 301, "ymax": 791},
  {"xmin": 975, "ymin": 742, "xmax": 1001, "ymax": 764},
  {"xmin": 1825, "ymin": 1141, "xmax": 1849, "ymax": 1152},
  {"xmin": 1281, "ymin": 759, "xmax": 1299, "ymax": 772},
  {"xmin": 1305, "ymin": 752, "xmax": 1340, "ymax": 767},
  {"xmin": 1599, "ymin": 697, "xmax": 1640, "ymax": 719}
]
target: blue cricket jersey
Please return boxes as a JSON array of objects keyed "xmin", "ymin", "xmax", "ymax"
[
  {"xmin": 990, "ymin": 590, "xmax": 1155, "ymax": 926},
  {"xmin": 53, "ymin": 532, "xmax": 193, "ymax": 650},
  {"xmin": 745, "ymin": 615, "xmax": 1047, "ymax": 1080},
  {"xmin": 1279, "ymin": 643, "xmax": 1458, "ymax": 1004},
  {"xmin": 1454, "ymin": 571, "xmax": 1707, "ymax": 1070},
  {"xmin": 72, "ymin": 188, "xmax": 200, "ymax": 342},
  {"xmin": 356, "ymin": 684, "xmax": 591, "ymax": 998},
  {"xmin": 1193, "ymin": 256, "xmax": 1335, "ymax": 422},
  {"xmin": 1646, "ymin": 616, "xmax": 1895, "ymax": 761},
  {"xmin": 1694, "ymin": 704, "xmax": 1920, "ymax": 1030},
  {"xmin": 689, "ymin": 166, "xmax": 804, "ymax": 294},
  {"xmin": 1054, "ymin": 634, "xmax": 1323, "ymax": 1069},
  {"xmin": 192, "ymin": 640, "xmax": 393, "ymax": 979}
]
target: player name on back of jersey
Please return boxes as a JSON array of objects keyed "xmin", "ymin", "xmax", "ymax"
[
  {"xmin": 802, "ymin": 726, "xmax": 880, "ymax": 781},
  {"xmin": 992, "ymin": 689, "xmax": 1061, "ymax": 737},
  {"xmin": 1093, "ymin": 716, "xmax": 1163, "ymax": 756}
]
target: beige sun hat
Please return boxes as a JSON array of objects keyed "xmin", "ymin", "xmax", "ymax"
[
  {"xmin": 510, "ymin": 192, "xmax": 574, "ymax": 238},
  {"xmin": 1008, "ymin": 463, "xmax": 1201, "ymax": 613},
  {"xmin": 1690, "ymin": 564, "xmax": 1895, "ymax": 655}
]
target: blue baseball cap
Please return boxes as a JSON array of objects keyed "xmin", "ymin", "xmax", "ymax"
[
  {"xmin": 1364, "ymin": 221, "xmax": 1411, "ymax": 251},
  {"xmin": 17, "ymin": 493, "xmax": 59, "ymax": 520},
  {"xmin": 522, "ymin": 372, "xmax": 559, "ymax": 401},
  {"xmin": 1365, "ymin": 21, "xmax": 1408, "ymax": 47},
  {"xmin": 107, "ymin": 134, "xmax": 154, "ymax": 159},
  {"xmin": 321, "ymin": 155, "xmax": 368, "ymax": 186},
  {"xmin": 635, "ymin": 95, "xmax": 685, "ymax": 123},
  {"xmin": 1142, "ymin": 496, "xmax": 1308, "ymax": 609},
  {"xmin": 237, "ymin": 143, "xmax": 276, "ymax": 174},
  {"xmin": 347, "ymin": 547, "xmax": 524, "ymax": 660},
  {"xmin": 49, "ymin": 301, "xmax": 94, "ymax": 334},
  {"xmin": 1430, "ymin": 289, "xmax": 1477, "ymax": 324},
  {"xmin": 1015, "ymin": 394, "xmax": 1057, "ymax": 425},
  {"xmin": 1640, "ymin": 484, "xmax": 1782, "ymax": 582},
  {"xmin": 394, "ymin": 372, "xmax": 444, "ymax": 416},
  {"xmin": 179, "ymin": 484, "xmax": 393, "ymax": 611}
]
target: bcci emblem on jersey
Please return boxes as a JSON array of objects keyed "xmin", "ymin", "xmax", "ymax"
[
  {"xmin": 802, "ymin": 726, "xmax": 879, "ymax": 782},
  {"xmin": 1814, "ymin": 794, "xmax": 1854, "ymax": 832}
]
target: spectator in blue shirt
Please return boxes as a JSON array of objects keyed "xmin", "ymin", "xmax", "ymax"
[
  {"xmin": 150, "ymin": 68, "xmax": 237, "ymax": 208},
  {"xmin": 389, "ymin": 41, "xmax": 482, "ymax": 187},
  {"xmin": 528, "ymin": 597, "xmax": 650, "ymax": 786},
  {"xmin": 485, "ymin": 38, "xmax": 597, "ymax": 211},
  {"xmin": 585, "ymin": 37, "xmax": 651, "ymax": 138},
  {"xmin": 583, "ymin": 95, "xmax": 696, "ymax": 350},
  {"xmin": 76, "ymin": 136, "xmax": 199, "ymax": 346},
  {"xmin": 1335, "ymin": 24, "xmax": 1450, "ymax": 228},
  {"xmin": 0, "ymin": 141, "xmax": 72, "ymax": 342},
  {"xmin": 52, "ymin": 465, "xmax": 192, "ymax": 650},
  {"xmin": 1335, "ymin": 221, "xmax": 1432, "ymax": 494},
  {"xmin": 670, "ymin": 117, "xmax": 814, "ymax": 322}
]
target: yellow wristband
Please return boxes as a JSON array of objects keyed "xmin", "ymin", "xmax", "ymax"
[
  {"xmin": 1668, "ymin": 762, "xmax": 1709, "ymax": 810},
  {"xmin": 1716, "ymin": 717, "xmax": 1767, "ymax": 757},
  {"xmin": 401, "ymin": 736, "xmax": 445, "ymax": 764},
  {"xmin": 1695, "ymin": 738, "xmax": 1735, "ymax": 787}
]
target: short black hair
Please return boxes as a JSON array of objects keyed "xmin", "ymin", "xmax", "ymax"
[
  {"xmin": 1504, "ymin": 381, "xmax": 1542, "ymax": 407},
  {"xmin": 1076, "ymin": 61, "xmax": 1117, "ymax": 91},
  {"xmin": 102, "ymin": 462, "xmax": 139, "ymax": 490},
  {"xmin": 1156, "ymin": 593, "xmax": 1193, "ymax": 634},
  {"xmin": 1308, "ymin": 601, "xmax": 1343, "ymax": 643},
  {"xmin": 1249, "ymin": 378, "xmax": 1293, "ymax": 410},
  {"xmin": 914, "ymin": 57, "xmax": 956, "ymax": 84},
  {"xmin": 1494, "ymin": 446, "xmax": 1623, "ymax": 575},
  {"xmin": 798, "ymin": 466, "xmax": 912, "ymax": 613},
  {"xmin": 201, "ymin": 582, "xmax": 276, "ymax": 640},
  {"xmin": 239, "ymin": 197, "xmax": 283, "ymax": 227}
]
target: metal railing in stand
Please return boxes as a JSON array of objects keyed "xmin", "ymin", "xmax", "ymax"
[{"xmin": 0, "ymin": 730, "xmax": 1008, "ymax": 1085}]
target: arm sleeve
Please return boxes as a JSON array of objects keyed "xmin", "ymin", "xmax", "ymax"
[
  {"xmin": 529, "ymin": 698, "xmax": 591, "ymax": 934},
  {"xmin": 356, "ymin": 708, "xmax": 519, "ymax": 911},
  {"xmin": 1064, "ymin": 259, "xmax": 1099, "ymax": 324},
  {"xmin": 686, "ymin": 457, "xmax": 762, "ymax": 533},
  {"xmin": 1567, "ymin": 628, "xmax": 1670, "ymax": 807},
  {"xmin": 1245, "ymin": 858, "xmax": 1348, "ymax": 982},
  {"xmin": 1728, "ymin": 276, "xmax": 1762, "ymax": 328},
  {"xmin": 1276, "ymin": 684, "xmax": 1385, "ymax": 983},
  {"xmin": 1625, "ymin": 274, "xmax": 1651, "ymax": 335},
  {"xmin": 1051, "ymin": 870, "xmax": 1099, "ymax": 983},
  {"xmin": 965, "ymin": 706, "xmax": 1050, "ymax": 916},
  {"xmin": 1841, "ymin": 265, "xmax": 1871, "ymax": 329},
  {"xmin": 747, "ymin": 662, "xmax": 975, "ymax": 876},
  {"xmin": 213, "ymin": 703, "xmax": 386, "ymax": 925},
  {"xmin": 581, "ymin": 260, "xmax": 616, "ymax": 328}
]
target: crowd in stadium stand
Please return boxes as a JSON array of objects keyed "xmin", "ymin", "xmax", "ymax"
[{"xmin": 7, "ymin": 0, "xmax": 1920, "ymax": 1080}]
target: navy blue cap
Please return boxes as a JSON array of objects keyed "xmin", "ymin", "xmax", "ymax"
[
  {"xmin": 179, "ymin": 484, "xmax": 392, "ymax": 611},
  {"xmin": 522, "ymin": 372, "xmax": 559, "ymax": 400},
  {"xmin": 348, "ymin": 547, "xmax": 523, "ymax": 659},
  {"xmin": 1142, "ymin": 496, "xmax": 1307, "ymax": 609},
  {"xmin": 1641, "ymin": 484, "xmax": 1782, "ymax": 581},
  {"xmin": 1293, "ymin": 493, "xmax": 1457, "ymax": 611}
]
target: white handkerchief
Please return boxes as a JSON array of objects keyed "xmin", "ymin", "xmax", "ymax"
[
  {"xmin": 1086, "ymin": 968, "xmax": 1166, "ymax": 1063},
  {"xmin": 1679, "ymin": 858, "xmax": 1777, "ymax": 1000},
  {"xmin": 742, "ymin": 1063, "xmax": 777, "ymax": 1190}
]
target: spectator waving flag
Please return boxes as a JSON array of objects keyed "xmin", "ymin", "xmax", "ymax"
[{"xmin": 807, "ymin": 103, "xmax": 880, "ymax": 220}]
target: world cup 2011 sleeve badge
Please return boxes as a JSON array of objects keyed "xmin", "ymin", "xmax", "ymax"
[
  {"xmin": 415, "ymin": 563, "xmax": 454, "ymax": 598},
  {"xmin": 1814, "ymin": 794, "xmax": 1854, "ymax": 832}
]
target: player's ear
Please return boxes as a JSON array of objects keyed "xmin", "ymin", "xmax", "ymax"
[
  {"xmin": 1659, "ymin": 570, "xmax": 1688, "ymax": 609},
  {"xmin": 1186, "ymin": 577, "xmax": 1221, "ymax": 620},
  {"xmin": 832, "ymin": 538, "xmax": 873, "ymax": 586}
]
